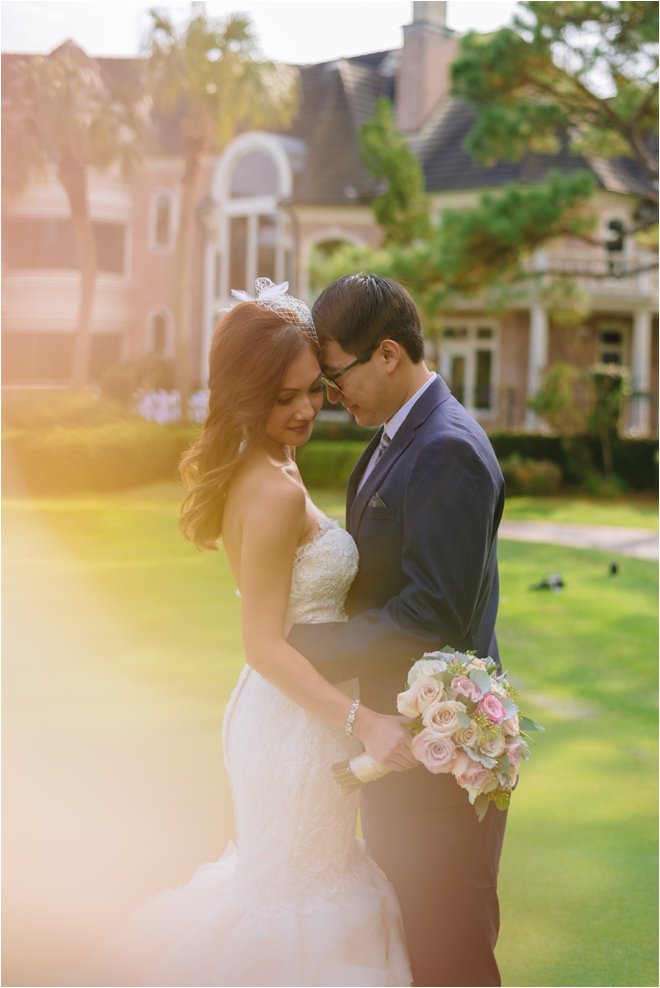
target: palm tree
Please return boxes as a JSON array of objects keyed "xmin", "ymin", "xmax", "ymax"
[
  {"xmin": 146, "ymin": 4, "xmax": 297, "ymax": 419},
  {"xmin": 2, "ymin": 41, "xmax": 149, "ymax": 387}
]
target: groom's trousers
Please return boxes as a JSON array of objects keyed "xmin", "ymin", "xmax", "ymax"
[{"xmin": 361, "ymin": 792, "xmax": 507, "ymax": 987}]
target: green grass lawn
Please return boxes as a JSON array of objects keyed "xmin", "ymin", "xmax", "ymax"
[
  {"xmin": 4, "ymin": 482, "xmax": 657, "ymax": 987},
  {"xmin": 502, "ymin": 495, "xmax": 658, "ymax": 529}
]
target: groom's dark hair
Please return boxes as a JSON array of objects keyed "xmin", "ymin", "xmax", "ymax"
[{"xmin": 312, "ymin": 273, "xmax": 425, "ymax": 363}]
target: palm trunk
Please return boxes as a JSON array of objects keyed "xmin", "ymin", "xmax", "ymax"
[
  {"xmin": 59, "ymin": 155, "xmax": 98, "ymax": 389},
  {"xmin": 173, "ymin": 122, "xmax": 210, "ymax": 424}
]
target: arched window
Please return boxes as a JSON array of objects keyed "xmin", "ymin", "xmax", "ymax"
[
  {"xmin": 148, "ymin": 309, "xmax": 173, "ymax": 357},
  {"xmin": 230, "ymin": 151, "xmax": 279, "ymax": 197},
  {"xmin": 150, "ymin": 191, "xmax": 175, "ymax": 251}
]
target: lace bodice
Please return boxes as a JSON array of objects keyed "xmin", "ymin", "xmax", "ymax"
[
  {"xmin": 222, "ymin": 515, "xmax": 364, "ymax": 914},
  {"xmin": 287, "ymin": 515, "xmax": 359, "ymax": 624}
]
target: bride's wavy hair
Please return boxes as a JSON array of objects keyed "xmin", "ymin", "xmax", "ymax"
[{"xmin": 179, "ymin": 302, "xmax": 320, "ymax": 552}]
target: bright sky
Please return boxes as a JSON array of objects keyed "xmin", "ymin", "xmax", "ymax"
[{"xmin": 1, "ymin": 1, "xmax": 520, "ymax": 62}]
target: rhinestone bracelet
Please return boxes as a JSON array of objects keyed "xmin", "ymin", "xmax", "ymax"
[{"xmin": 345, "ymin": 699, "xmax": 361, "ymax": 736}]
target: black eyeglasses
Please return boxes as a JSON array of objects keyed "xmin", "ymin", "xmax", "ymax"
[{"xmin": 321, "ymin": 342, "xmax": 381, "ymax": 392}]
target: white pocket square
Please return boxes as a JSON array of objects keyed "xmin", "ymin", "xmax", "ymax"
[{"xmin": 368, "ymin": 493, "xmax": 387, "ymax": 508}]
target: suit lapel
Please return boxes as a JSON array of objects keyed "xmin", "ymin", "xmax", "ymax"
[
  {"xmin": 350, "ymin": 423, "xmax": 415, "ymax": 533},
  {"xmin": 350, "ymin": 376, "xmax": 452, "ymax": 535},
  {"xmin": 346, "ymin": 428, "xmax": 383, "ymax": 535}
]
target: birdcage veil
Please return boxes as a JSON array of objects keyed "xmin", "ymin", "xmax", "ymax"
[{"xmin": 230, "ymin": 278, "xmax": 319, "ymax": 345}]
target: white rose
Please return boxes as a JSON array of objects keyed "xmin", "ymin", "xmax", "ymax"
[
  {"xmin": 407, "ymin": 658, "xmax": 448, "ymax": 686},
  {"xmin": 489, "ymin": 680, "xmax": 507, "ymax": 698},
  {"xmin": 422, "ymin": 700, "xmax": 466, "ymax": 736}
]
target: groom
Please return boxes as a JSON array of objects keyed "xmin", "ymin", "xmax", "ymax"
[{"xmin": 288, "ymin": 273, "xmax": 507, "ymax": 987}]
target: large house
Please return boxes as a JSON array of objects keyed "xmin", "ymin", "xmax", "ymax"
[{"xmin": 3, "ymin": 1, "xmax": 658, "ymax": 434}]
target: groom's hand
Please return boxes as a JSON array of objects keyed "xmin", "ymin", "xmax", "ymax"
[{"xmin": 352, "ymin": 708, "xmax": 418, "ymax": 772}]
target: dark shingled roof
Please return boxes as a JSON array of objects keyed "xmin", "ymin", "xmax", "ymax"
[
  {"xmin": 2, "ymin": 46, "xmax": 653, "ymax": 203},
  {"xmin": 290, "ymin": 53, "xmax": 653, "ymax": 204}
]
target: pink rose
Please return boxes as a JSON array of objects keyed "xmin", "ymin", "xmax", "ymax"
[
  {"xmin": 505, "ymin": 739, "xmax": 523, "ymax": 771},
  {"xmin": 454, "ymin": 757, "xmax": 491, "ymax": 790},
  {"xmin": 478, "ymin": 693, "xmax": 507, "ymax": 726},
  {"xmin": 411, "ymin": 729, "xmax": 458, "ymax": 774},
  {"xmin": 502, "ymin": 714, "xmax": 519, "ymax": 737},
  {"xmin": 450, "ymin": 675, "xmax": 483, "ymax": 702}
]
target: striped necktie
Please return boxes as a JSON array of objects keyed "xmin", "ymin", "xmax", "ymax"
[{"xmin": 376, "ymin": 430, "xmax": 391, "ymax": 460}]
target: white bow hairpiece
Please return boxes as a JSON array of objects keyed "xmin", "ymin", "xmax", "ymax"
[{"xmin": 229, "ymin": 278, "xmax": 319, "ymax": 344}]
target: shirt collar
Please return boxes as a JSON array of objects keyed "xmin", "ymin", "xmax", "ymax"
[{"xmin": 385, "ymin": 373, "xmax": 437, "ymax": 440}]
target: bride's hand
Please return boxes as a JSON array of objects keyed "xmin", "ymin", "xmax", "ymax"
[{"xmin": 351, "ymin": 707, "xmax": 418, "ymax": 772}]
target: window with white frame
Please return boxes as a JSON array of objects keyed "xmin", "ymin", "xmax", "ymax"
[
  {"xmin": 439, "ymin": 322, "xmax": 498, "ymax": 416},
  {"xmin": 149, "ymin": 190, "xmax": 175, "ymax": 251},
  {"xmin": 148, "ymin": 308, "xmax": 173, "ymax": 357}
]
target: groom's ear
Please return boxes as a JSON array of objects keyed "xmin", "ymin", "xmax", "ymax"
[{"xmin": 380, "ymin": 340, "xmax": 403, "ymax": 375}]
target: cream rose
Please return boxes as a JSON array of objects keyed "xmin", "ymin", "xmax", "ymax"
[
  {"xmin": 454, "ymin": 722, "xmax": 478, "ymax": 748},
  {"xmin": 478, "ymin": 732, "xmax": 506, "ymax": 759},
  {"xmin": 502, "ymin": 713, "xmax": 520, "ymax": 737},
  {"xmin": 397, "ymin": 676, "xmax": 445, "ymax": 718},
  {"xmin": 422, "ymin": 700, "xmax": 466, "ymax": 736}
]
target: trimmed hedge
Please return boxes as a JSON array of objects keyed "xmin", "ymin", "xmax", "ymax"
[
  {"xmin": 296, "ymin": 441, "xmax": 368, "ymax": 488},
  {"xmin": 488, "ymin": 434, "xmax": 658, "ymax": 491},
  {"xmin": 499, "ymin": 455, "xmax": 562, "ymax": 496},
  {"xmin": 311, "ymin": 418, "xmax": 378, "ymax": 442},
  {"xmin": 4, "ymin": 423, "xmax": 657, "ymax": 495},
  {"xmin": 4, "ymin": 422, "xmax": 199, "ymax": 495}
]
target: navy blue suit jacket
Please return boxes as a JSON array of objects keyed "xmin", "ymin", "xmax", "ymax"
[{"xmin": 289, "ymin": 375, "xmax": 505, "ymax": 806}]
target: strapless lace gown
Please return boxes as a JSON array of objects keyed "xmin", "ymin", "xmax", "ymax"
[{"xmin": 77, "ymin": 516, "xmax": 412, "ymax": 987}]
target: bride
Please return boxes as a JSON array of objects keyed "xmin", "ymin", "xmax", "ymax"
[{"xmin": 80, "ymin": 281, "xmax": 414, "ymax": 987}]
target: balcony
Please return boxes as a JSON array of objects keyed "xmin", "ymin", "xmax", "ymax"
[{"xmin": 532, "ymin": 248, "xmax": 658, "ymax": 303}]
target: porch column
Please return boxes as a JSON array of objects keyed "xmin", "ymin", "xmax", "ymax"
[
  {"xmin": 630, "ymin": 310, "xmax": 652, "ymax": 436},
  {"xmin": 525, "ymin": 304, "xmax": 549, "ymax": 431}
]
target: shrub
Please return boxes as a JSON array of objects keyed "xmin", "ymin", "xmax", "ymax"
[
  {"xmin": 2, "ymin": 389, "xmax": 136, "ymax": 430},
  {"xmin": 5, "ymin": 422, "xmax": 199, "ymax": 495},
  {"xmin": 296, "ymin": 441, "xmax": 368, "ymax": 488},
  {"xmin": 500, "ymin": 454, "xmax": 563, "ymax": 496},
  {"xmin": 582, "ymin": 474, "xmax": 629, "ymax": 499},
  {"xmin": 488, "ymin": 433, "xmax": 658, "ymax": 491}
]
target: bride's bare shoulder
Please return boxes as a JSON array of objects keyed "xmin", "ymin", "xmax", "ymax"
[{"xmin": 227, "ymin": 451, "xmax": 305, "ymax": 534}]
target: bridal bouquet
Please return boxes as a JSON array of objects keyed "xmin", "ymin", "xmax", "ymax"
[{"xmin": 332, "ymin": 649, "xmax": 543, "ymax": 820}]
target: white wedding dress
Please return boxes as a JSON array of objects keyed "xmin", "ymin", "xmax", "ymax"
[{"xmin": 77, "ymin": 515, "xmax": 412, "ymax": 987}]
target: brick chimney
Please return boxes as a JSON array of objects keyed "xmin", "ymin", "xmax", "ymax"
[{"xmin": 396, "ymin": 2, "xmax": 458, "ymax": 134}]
